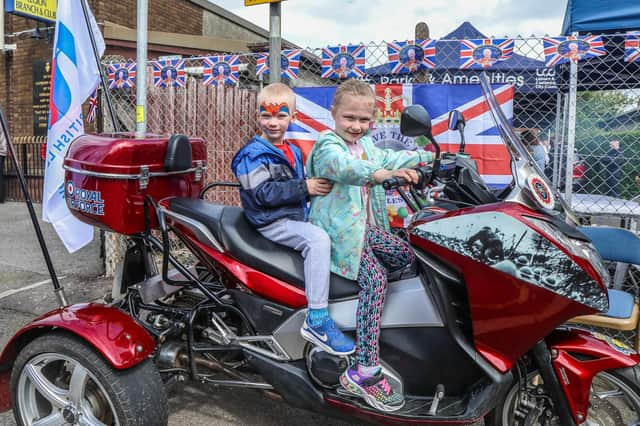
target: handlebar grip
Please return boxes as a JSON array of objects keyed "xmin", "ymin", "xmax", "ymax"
[{"xmin": 382, "ymin": 176, "xmax": 409, "ymax": 190}]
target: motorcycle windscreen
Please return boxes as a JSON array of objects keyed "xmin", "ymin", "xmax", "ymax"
[{"xmin": 478, "ymin": 73, "xmax": 579, "ymax": 225}]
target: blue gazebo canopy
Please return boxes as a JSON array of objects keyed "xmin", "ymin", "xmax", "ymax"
[
  {"xmin": 562, "ymin": 0, "xmax": 640, "ymax": 35},
  {"xmin": 365, "ymin": 22, "xmax": 555, "ymax": 95}
]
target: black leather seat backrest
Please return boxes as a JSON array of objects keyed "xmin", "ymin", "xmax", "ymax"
[
  {"xmin": 165, "ymin": 134, "xmax": 192, "ymax": 171},
  {"xmin": 168, "ymin": 198, "xmax": 361, "ymax": 300}
]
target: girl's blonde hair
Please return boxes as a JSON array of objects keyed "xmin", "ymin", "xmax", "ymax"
[{"xmin": 332, "ymin": 79, "xmax": 375, "ymax": 111}]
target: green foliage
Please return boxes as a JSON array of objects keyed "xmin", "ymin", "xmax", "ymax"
[{"xmin": 572, "ymin": 91, "xmax": 639, "ymax": 199}]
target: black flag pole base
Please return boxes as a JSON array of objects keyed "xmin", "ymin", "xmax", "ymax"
[{"xmin": 0, "ymin": 105, "xmax": 67, "ymax": 309}]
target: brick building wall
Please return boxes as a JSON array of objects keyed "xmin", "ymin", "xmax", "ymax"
[{"xmin": 0, "ymin": 0, "xmax": 232, "ymax": 138}]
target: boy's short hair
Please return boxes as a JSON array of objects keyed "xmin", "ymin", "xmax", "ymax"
[{"xmin": 257, "ymin": 83, "xmax": 296, "ymax": 110}]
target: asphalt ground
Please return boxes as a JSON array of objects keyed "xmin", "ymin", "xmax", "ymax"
[{"xmin": 0, "ymin": 202, "xmax": 364, "ymax": 426}]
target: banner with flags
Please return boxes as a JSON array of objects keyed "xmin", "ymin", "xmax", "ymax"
[
  {"xmin": 86, "ymin": 89, "xmax": 98, "ymax": 123},
  {"xmin": 107, "ymin": 62, "xmax": 136, "ymax": 89},
  {"xmin": 203, "ymin": 55, "xmax": 240, "ymax": 86},
  {"xmin": 288, "ymin": 83, "xmax": 513, "ymax": 183},
  {"xmin": 460, "ymin": 38, "xmax": 514, "ymax": 69},
  {"xmin": 543, "ymin": 36, "xmax": 606, "ymax": 67},
  {"xmin": 44, "ymin": 0, "xmax": 103, "ymax": 252},
  {"xmin": 321, "ymin": 45, "xmax": 366, "ymax": 79},
  {"xmin": 625, "ymin": 32, "xmax": 640, "ymax": 63},
  {"xmin": 256, "ymin": 49, "xmax": 302, "ymax": 80},
  {"xmin": 152, "ymin": 59, "xmax": 186, "ymax": 88},
  {"xmin": 387, "ymin": 39, "xmax": 436, "ymax": 74},
  {"xmin": 287, "ymin": 83, "xmax": 513, "ymax": 226}
]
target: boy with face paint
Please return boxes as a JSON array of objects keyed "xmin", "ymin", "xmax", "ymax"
[{"xmin": 232, "ymin": 83, "xmax": 355, "ymax": 356}]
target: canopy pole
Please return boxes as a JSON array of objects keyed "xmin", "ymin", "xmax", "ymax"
[
  {"xmin": 551, "ymin": 91, "xmax": 562, "ymax": 188},
  {"xmin": 564, "ymin": 54, "xmax": 578, "ymax": 203}
]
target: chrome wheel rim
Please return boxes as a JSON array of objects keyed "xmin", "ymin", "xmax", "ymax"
[
  {"xmin": 17, "ymin": 353, "xmax": 119, "ymax": 426},
  {"xmin": 502, "ymin": 371, "xmax": 640, "ymax": 426},
  {"xmin": 586, "ymin": 371, "xmax": 640, "ymax": 426}
]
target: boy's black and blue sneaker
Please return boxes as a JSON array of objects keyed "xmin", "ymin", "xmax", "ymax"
[{"xmin": 300, "ymin": 316, "xmax": 355, "ymax": 356}]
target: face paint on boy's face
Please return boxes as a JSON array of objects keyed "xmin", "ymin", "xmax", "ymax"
[
  {"xmin": 259, "ymin": 102, "xmax": 291, "ymax": 117},
  {"xmin": 258, "ymin": 101, "xmax": 293, "ymax": 144}
]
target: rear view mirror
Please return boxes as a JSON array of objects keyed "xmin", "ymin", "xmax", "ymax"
[
  {"xmin": 400, "ymin": 105, "xmax": 432, "ymax": 138},
  {"xmin": 448, "ymin": 110, "xmax": 465, "ymax": 131}
]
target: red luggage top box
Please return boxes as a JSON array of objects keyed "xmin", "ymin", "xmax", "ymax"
[{"xmin": 63, "ymin": 133, "xmax": 207, "ymax": 235}]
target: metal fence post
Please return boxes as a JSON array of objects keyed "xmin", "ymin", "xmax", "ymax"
[
  {"xmin": 268, "ymin": 1, "xmax": 281, "ymax": 84},
  {"xmin": 136, "ymin": 0, "xmax": 148, "ymax": 136}
]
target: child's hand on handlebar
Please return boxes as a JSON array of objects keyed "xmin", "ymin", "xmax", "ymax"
[
  {"xmin": 306, "ymin": 177, "xmax": 333, "ymax": 196},
  {"xmin": 373, "ymin": 168, "xmax": 419, "ymax": 185}
]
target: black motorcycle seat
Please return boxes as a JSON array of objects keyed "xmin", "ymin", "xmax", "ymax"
[{"xmin": 168, "ymin": 198, "xmax": 362, "ymax": 300}]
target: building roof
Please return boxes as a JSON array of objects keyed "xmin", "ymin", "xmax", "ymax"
[{"xmin": 188, "ymin": 0, "xmax": 269, "ymax": 40}]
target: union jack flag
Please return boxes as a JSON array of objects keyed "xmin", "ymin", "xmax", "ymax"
[
  {"xmin": 107, "ymin": 62, "xmax": 136, "ymax": 89},
  {"xmin": 387, "ymin": 39, "xmax": 436, "ymax": 74},
  {"xmin": 203, "ymin": 55, "xmax": 239, "ymax": 86},
  {"xmin": 543, "ymin": 36, "xmax": 606, "ymax": 67},
  {"xmin": 256, "ymin": 49, "xmax": 302, "ymax": 80},
  {"xmin": 459, "ymin": 38, "xmax": 514, "ymax": 69},
  {"xmin": 86, "ymin": 90, "xmax": 98, "ymax": 123},
  {"xmin": 321, "ymin": 45, "xmax": 366, "ymax": 79},
  {"xmin": 625, "ymin": 32, "xmax": 640, "ymax": 63},
  {"xmin": 287, "ymin": 83, "xmax": 514, "ymax": 188},
  {"xmin": 152, "ymin": 59, "xmax": 186, "ymax": 88}
]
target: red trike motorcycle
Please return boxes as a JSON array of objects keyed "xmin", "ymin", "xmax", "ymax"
[{"xmin": 1, "ymin": 75, "xmax": 639, "ymax": 426}]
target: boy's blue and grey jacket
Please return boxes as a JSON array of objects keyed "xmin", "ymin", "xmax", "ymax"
[{"xmin": 231, "ymin": 136, "xmax": 308, "ymax": 227}]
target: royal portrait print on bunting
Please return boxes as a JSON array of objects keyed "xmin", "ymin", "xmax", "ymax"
[
  {"xmin": 387, "ymin": 39, "xmax": 436, "ymax": 74},
  {"xmin": 203, "ymin": 55, "xmax": 240, "ymax": 86},
  {"xmin": 321, "ymin": 44, "xmax": 366, "ymax": 79}
]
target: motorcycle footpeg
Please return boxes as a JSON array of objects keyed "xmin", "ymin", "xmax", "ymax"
[{"xmin": 428, "ymin": 384, "xmax": 445, "ymax": 416}]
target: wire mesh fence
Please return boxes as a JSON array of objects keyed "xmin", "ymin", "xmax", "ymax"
[
  {"xmin": 99, "ymin": 34, "xmax": 640, "ymax": 283},
  {"xmin": 101, "ymin": 34, "xmax": 640, "ymax": 220}
]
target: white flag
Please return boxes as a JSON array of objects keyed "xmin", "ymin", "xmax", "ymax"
[{"xmin": 43, "ymin": 0, "xmax": 104, "ymax": 252}]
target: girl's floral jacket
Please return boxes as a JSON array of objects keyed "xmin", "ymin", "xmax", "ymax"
[{"xmin": 306, "ymin": 130, "xmax": 432, "ymax": 280}]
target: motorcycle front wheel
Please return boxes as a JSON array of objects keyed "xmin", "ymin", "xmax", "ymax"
[
  {"xmin": 487, "ymin": 367, "xmax": 640, "ymax": 426},
  {"xmin": 10, "ymin": 333, "xmax": 168, "ymax": 426}
]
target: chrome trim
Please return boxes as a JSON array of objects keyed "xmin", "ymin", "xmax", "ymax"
[
  {"xmin": 204, "ymin": 312, "xmax": 291, "ymax": 361},
  {"xmin": 414, "ymin": 250, "xmax": 460, "ymax": 283},
  {"xmin": 159, "ymin": 207, "xmax": 224, "ymax": 253},
  {"xmin": 63, "ymin": 164, "xmax": 207, "ymax": 179}
]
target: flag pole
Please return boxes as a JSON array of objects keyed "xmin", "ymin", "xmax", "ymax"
[
  {"xmin": 79, "ymin": 0, "xmax": 120, "ymax": 132},
  {"xmin": 0, "ymin": 108, "xmax": 68, "ymax": 307}
]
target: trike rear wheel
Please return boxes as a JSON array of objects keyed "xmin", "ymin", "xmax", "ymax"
[{"xmin": 11, "ymin": 333, "xmax": 168, "ymax": 426}]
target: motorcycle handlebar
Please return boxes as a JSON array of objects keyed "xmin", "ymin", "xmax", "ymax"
[
  {"xmin": 382, "ymin": 176, "xmax": 408, "ymax": 190},
  {"xmin": 381, "ymin": 165, "xmax": 433, "ymax": 190}
]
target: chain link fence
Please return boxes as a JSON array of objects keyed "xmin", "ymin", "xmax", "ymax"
[{"xmin": 100, "ymin": 35, "xmax": 640, "ymax": 286}]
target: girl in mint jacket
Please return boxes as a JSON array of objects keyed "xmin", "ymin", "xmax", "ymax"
[{"xmin": 305, "ymin": 79, "xmax": 432, "ymax": 412}]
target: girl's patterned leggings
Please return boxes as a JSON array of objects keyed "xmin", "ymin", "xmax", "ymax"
[{"xmin": 355, "ymin": 225, "xmax": 414, "ymax": 367}]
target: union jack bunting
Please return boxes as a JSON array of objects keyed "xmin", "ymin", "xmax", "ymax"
[
  {"xmin": 543, "ymin": 36, "xmax": 606, "ymax": 67},
  {"xmin": 255, "ymin": 49, "xmax": 302, "ymax": 80},
  {"xmin": 321, "ymin": 45, "xmax": 366, "ymax": 79},
  {"xmin": 625, "ymin": 32, "xmax": 640, "ymax": 63},
  {"xmin": 107, "ymin": 62, "xmax": 136, "ymax": 89},
  {"xmin": 152, "ymin": 59, "xmax": 186, "ymax": 88},
  {"xmin": 202, "ymin": 55, "xmax": 240, "ymax": 86},
  {"xmin": 387, "ymin": 39, "xmax": 436, "ymax": 74},
  {"xmin": 86, "ymin": 90, "xmax": 98, "ymax": 123},
  {"xmin": 459, "ymin": 38, "xmax": 514, "ymax": 69}
]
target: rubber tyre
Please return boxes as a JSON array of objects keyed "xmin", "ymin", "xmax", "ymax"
[
  {"xmin": 486, "ymin": 366, "xmax": 640, "ymax": 426},
  {"xmin": 10, "ymin": 332, "xmax": 168, "ymax": 426}
]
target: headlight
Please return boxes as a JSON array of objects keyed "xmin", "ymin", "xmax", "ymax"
[{"xmin": 525, "ymin": 216, "xmax": 611, "ymax": 287}]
